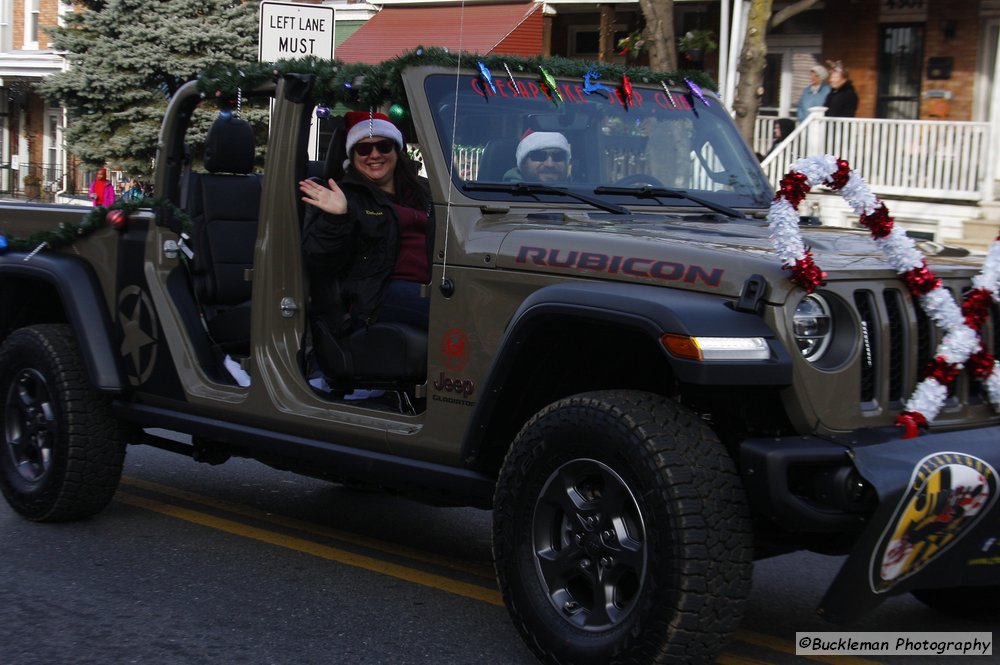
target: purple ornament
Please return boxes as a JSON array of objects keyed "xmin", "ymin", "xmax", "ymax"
[
  {"xmin": 684, "ymin": 78, "xmax": 710, "ymax": 107},
  {"xmin": 316, "ymin": 106, "xmax": 330, "ymax": 118}
]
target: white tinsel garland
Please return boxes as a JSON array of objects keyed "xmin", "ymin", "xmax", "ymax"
[{"xmin": 770, "ymin": 154, "xmax": 1000, "ymax": 434}]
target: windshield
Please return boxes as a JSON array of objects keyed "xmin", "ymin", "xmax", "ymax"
[{"xmin": 424, "ymin": 73, "xmax": 774, "ymax": 210}]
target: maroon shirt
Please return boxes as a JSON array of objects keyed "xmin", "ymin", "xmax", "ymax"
[{"xmin": 391, "ymin": 203, "xmax": 429, "ymax": 282}]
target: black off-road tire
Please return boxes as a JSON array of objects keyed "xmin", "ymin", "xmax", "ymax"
[
  {"xmin": 911, "ymin": 586, "xmax": 1000, "ymax": 618},
  {"xmin": 0, "ymin": 324, "xmax": 128, "ymax": 521},
  {"xmin": 493, "ymin": 390, "xmax": 752, "ymax": 665}
]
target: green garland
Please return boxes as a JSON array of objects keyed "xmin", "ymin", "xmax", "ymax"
[
  {"xmin": 0, "ymin": 198, "xmax": 191, "ymax": 254},
  {"xmin": 196, "ymin": 47, "xmax": 718, "ymax": 111},
  {"xmin": 1, "ymin": 49, "xmax": 712, "ymax": 256}
]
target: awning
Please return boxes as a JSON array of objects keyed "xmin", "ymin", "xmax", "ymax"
[{"xmin": 335, "ymin": 2, "xmax": 543, "ymax": 64}]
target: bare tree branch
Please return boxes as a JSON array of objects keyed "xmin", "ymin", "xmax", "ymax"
[{"xmin": 770, "ymin": 0, "xmax": 820, "ymax": 30}]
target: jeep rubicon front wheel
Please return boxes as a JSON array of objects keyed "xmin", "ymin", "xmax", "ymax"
[
  {"xmin": 0, "ymin": 324, "xmax": 128, "ymax": 521},
  {"xmin": 493, "ymin": 390, "xmax": 753, "ymax": 665}
]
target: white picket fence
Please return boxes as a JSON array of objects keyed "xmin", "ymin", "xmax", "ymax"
[
  {"xmin": 449, "ymin": 112, "xmax": 995, "ymax": 204},
  {"xmin": 758, "ymin": 111, "xmax": 995, "ymax": 202}
]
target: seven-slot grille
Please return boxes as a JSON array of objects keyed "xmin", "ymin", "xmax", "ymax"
[{"xmin": 852, "ymin": 281, "xmax": 999, "ymax": 412}]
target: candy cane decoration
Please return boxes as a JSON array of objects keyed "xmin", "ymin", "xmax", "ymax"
[{"xmin": 768, "ymin": 155, "xmax": 1000, "ymax": 437}]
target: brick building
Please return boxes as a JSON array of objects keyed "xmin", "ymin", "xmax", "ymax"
[
  {"xmin": 1, "ymin": 0, "xmax": 997, "ymax": 198},
  {"xmin": 814, "ymin": 0, "xmax": 994, "ymax": 123},
  {"xmin": 0, "ymin": 0, "xmax": 69, "ymax": 197}
]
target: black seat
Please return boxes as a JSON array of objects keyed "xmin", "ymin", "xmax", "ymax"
[
  {"xmin": 306, "ymin": 116, "xmax": 349, "ymax": 183},
  {"xmin": 186, "ymin": 115, "xmax": 261, "ymax": 354},
  {"xmin": 478, "ymin": 137, "xmax": 518, "ymax": 181},
  {"xmin": 304, "ymin": 119, "xmax": 427, "ymax": 393}
]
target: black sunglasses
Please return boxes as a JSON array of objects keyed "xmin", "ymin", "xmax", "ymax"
[
  {"xmin": 527, "ymin": 149, "xmax": 567, "ymax": 163},
  {"xmin": 354, "ymin": 139, "xmax": 396, "ymax": 157}
]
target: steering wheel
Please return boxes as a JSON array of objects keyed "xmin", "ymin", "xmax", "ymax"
[{"xmin": 614, "ymin": 173, "xmax": 666, "ymax": 188}]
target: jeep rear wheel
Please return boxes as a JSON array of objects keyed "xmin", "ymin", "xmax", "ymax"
[
  {"xmin": 0, "ymin": 324, "xmax": 128, "ymax": 521},
  {"xmin": 493, "ymin": 390, "xmax": 752, "ymax": 665}
]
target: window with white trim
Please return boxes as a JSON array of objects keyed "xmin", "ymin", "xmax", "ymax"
[
  {"xmin": 0, "ymin": 0, "xmax": 12, "ymax": 52},
  {"xmin": 45, "ymin": 109, "xmax": 61, "ymax": 183},
  {"xmin": 23, "ymin": 0, "xmax": 39, "ymax": 49}
]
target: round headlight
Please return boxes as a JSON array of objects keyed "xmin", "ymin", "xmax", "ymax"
[{"xmin": 793, "ymin": 294, "xmax": 832, "ymax": 362}]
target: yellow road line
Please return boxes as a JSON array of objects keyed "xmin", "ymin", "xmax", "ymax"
[
  {"xmin": 117, "ymin": 480, "xmax": 874, "ymax": 665},
  {"xmin": 735, "ymin": 630, "xmax": 886, "ymax": 665},
  {"xmin": 120, "ymin": 476, "xmax": 494, "ymax": 579},
  {"xmin": 116, "ymin": 491, "xmax": 504, "ymax": 606}
]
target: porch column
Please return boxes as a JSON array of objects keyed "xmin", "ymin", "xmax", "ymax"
[
  {"xmin": 542, "ymin": 5, "xmax": 554, "ymax": 58},
  {"xmin": 988, "ymin": 25, "xmax": 1000, "ymax": 201},
  {"xmin": 598, "ymin": 4, "xmax": 615, "ymax": 63}
]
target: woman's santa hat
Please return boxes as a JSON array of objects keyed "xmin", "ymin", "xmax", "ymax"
[
  {"xmin": 344, "ymin": 111, "xmax": 405, "ymax": 156},
  {"xmin": 515, "ymin": 130, "xmax": 571, "ymax": 167}
]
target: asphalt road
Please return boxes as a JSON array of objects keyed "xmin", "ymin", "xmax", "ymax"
[{"xmin": 0, "ymin": 435, "xmax": 993, "ymax": 665}]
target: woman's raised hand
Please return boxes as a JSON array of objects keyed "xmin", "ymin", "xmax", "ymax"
[{"xmin": 299, "ymin": 178, "xmax": 347, "ymax": 215}]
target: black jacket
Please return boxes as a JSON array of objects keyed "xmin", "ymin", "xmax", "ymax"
[
  {"xmin": 825, "ymin": 81, "xmax": 859, "ymax": 118},
  {"xmin": 302, "ymin": 170, "xmax": 402, "ymax": 331}
]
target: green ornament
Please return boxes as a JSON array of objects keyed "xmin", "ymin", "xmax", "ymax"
[{"xmin": 388, "ymin": 103, "xmax": 409, "ymax": 122}]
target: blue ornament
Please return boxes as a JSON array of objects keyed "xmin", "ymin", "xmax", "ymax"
[
  {"xmin": 476, "ymin": 61, "xmax": 497, "ymax": 95},
  {"xmin": 583, "ymin": 70, "xmax": 613, "ymax": 96},
  {"xmin": 0, "ymin": 235, "xmax": 7, "ymax": 253},
  {"xmin": 218, "ymin": 109, "xmax": 233, "ymax": 119},
  {"xmin": 316, "ymin": 106, "xmax": 330, "ymax": 118}
]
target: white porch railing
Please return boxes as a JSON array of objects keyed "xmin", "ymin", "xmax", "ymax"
[{"xmin": 757, "ymin": 110, "xmax": 995, "ymax": 202}]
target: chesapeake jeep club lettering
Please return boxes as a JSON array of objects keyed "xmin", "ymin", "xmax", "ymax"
[
  {"xmin": 516, "ymin": 246, "xmax": 724, "ymax": 287},
  {"xmin": 469, "ymin": 77, "xmax": 694, "ymax": 111}
]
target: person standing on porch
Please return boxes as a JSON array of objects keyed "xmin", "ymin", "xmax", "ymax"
[
  {"xmin": 796, "ymin": 64, "xmax": 831, "ymax": 121},
  {"xmin": 824, "ymin": 61, "xmax": 858, "ymax": 118}
]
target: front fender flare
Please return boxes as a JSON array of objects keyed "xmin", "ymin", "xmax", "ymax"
[
  {"xmin": 0, "ymin": 252, "xmax": 125, "ymax": 392},
  {"xmin": 463, "ymin": 281, "xmax": 792, "ymax": 461}
]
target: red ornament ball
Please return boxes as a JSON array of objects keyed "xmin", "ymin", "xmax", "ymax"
[{"xmin": 107, "ymin": 209, "xmax": 127, "ymax": 229}]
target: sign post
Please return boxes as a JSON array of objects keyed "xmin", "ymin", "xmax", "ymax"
[
  {"xmin": 259, "ymin": 1, "xmax": 336, "ymax": 158},
  {"xmin": 259, "ymin": 1, "xmax": 335, "ymax": 63}
]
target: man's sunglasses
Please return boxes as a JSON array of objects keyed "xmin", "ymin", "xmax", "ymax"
[
  {"xmin": 354, "ymin": 139, "xmax": 396, "ymax": 157},
  {"xmin": 527, "ymin": 149, "xmax": 567, "ymax": 163}
]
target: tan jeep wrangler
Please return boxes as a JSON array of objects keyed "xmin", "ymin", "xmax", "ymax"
[{"xmin": 1, "ymin": 51, "xmax": 998, "ymax": 664}]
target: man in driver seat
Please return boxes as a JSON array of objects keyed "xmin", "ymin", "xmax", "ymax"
[{"xmin": 504, "ymin": 130, "xmax": 571, "ymax": 183}]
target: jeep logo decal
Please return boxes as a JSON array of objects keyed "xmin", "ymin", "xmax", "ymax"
[
  {"xmin": 433, "ymin": 372, "xmax": 475, "ymax": 398},
  {"xmin": 516, "ymin": 246, "xmax": 723, "ymax": 287},
  {"xmin": 117, "ymin": 285, "xmax": 160, "ymax": 386}
]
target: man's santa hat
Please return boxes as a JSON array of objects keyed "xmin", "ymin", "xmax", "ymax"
[
  {"xmin": 515, "ymin": 130, "xmax": 571, "ymax": 167},
  {"xmin": 344, "ymin": 111, "xmax": 405, "ymax": 156}
]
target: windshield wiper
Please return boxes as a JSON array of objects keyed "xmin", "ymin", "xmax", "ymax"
[
  {"xmin": 464, "ymin": 181, "xmax": 630, "ymax": 215},
  {"xmin": 594, "ymin": 185, "xmax": 746, "ymax": 219}
]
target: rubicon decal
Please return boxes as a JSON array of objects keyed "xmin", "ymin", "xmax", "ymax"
[
  {"xmin": 516, "ymin": 246, "xmax": 723, "ymax": 287},
  {"xmin": 870, "ymin": 452, "xmax": 997, "ymax": 593}
]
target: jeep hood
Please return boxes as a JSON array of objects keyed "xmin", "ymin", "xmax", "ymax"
[{"xmin": 491, "ymin": 212, "xmax": 979, "ymax": 299}]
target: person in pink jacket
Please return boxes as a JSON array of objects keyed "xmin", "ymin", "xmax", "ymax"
[{"xmin": 89, "ymin": 167, "xmax": 116, "ymax": 207}]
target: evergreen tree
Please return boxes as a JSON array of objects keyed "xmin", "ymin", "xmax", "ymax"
[{"xmin": 38, "ymin": 0, "xmax": 261, "ymax": 177}]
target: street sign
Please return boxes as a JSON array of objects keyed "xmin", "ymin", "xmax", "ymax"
[{"xmin": 259, "ymin": 1, "xmax": 335, "ymax": 62}]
